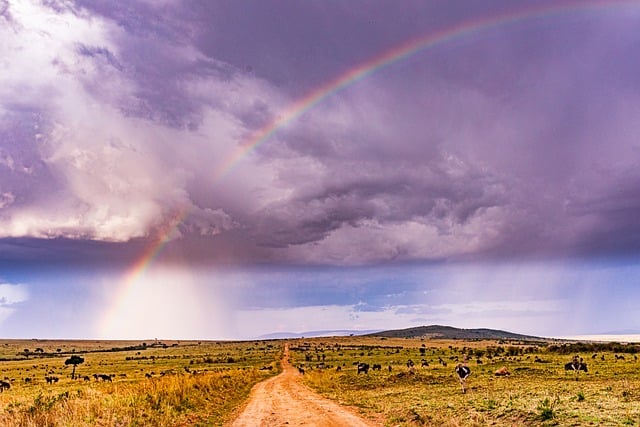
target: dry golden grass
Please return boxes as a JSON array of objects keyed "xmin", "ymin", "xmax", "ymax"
[
  {"xmin": 290, "ymin": 336, "xmax": 640, "ymax": 426},
  {"xmin": 3, "ymin": 336, "xmax": 640, "ymax": 426},
  {"xmin": 0, "ymin": 339, "xmax": 283, "ymax": 426}
]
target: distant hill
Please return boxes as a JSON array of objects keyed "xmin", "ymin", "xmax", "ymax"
[
  {"xmin": 600, "ymin": 329, "xmax": 640, "ymax": 335},
  {"xmin": 368, "ymin": 325, "xmax": 543, "ymax": 341},
  {"xmin": 257, "ymin": 329, "xmax": 382, "ymax": 340}
]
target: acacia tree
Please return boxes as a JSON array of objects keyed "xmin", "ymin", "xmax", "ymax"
[{"xmin": 65, "ymin": 355, "xmax": 85, "ymax": 379}]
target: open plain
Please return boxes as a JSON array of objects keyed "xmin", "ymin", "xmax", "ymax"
[{"xmin": 0, "ymin": 335, "xmax": 638, "ymax": 426}]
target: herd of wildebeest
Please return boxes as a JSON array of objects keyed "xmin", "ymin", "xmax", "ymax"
[
  {"xmin": 292, "ymin": 341, "xmax": 640, "ymax": 394},
  {"xmin": 0, "ymin": 340, "xmax": 638, "ymax": 398}
]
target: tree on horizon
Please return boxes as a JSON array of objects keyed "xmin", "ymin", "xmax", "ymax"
[{"xmin": 65, "ymin": 355, "xmax": 85, "ymax": 380}]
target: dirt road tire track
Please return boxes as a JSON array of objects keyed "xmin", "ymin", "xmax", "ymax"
[{"xmin": 229, "ymin": 345, "xmax": 378, "ymax": 426}]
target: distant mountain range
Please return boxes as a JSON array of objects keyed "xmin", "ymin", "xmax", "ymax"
[
  {"xmin": 258, "ymin": 325, "xmax": 542, "ymax": 341},
  {"xmin": 367, "ymin": 325, "xmax": 543, "ymax": 340},
  {"xmin": 600, "ymin": 329, "xmax": 640, "ymax": 335}
]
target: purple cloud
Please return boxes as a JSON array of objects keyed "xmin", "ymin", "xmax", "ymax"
[{"xmin": 1, "ymin": 0, "xmax": 640, "ymax": 267}]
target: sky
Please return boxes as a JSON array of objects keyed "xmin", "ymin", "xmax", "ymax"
[{"xmin": 1, "ymin": 0, "xmax": 640, "ymax": 340}]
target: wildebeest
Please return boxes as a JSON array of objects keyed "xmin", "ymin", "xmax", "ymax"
[
  {"xmin": 95, "ymin": 374, "xmax": 113, "ymax": 382},
  {"xmin": 297, "ymin": 366, "xmax": 305, "ymax": 375},
  {"xmin": 0, "ymin": 380, "xmax": 10, "ymax": 391},
  {"xmin": 455, "ymin": 364, "xmax": 471, "ymax": 393},
  {"xmin": 357, "ymin": 363, "xmax": 369, "ymax": 374},
  {"xmin": 372, "ymin": 363, "xmax": 382, "ymax": 371},
  {"xmin": 45, "ymin": 376, "xmax": 59, "ymax": 384}
]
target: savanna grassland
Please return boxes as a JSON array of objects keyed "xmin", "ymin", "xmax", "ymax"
[
  {"xmin": 0, "ymin": 339, "xmax": 282, "ymax": 426},
  {"xmin": 289, "ymin": 337, "xmax": 640, "ymax": 426},
  {"xmin": 1, "ymin": 335, "xmax": 639, "ymax": 426}
]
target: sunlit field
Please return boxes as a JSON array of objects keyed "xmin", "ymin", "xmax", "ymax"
[
  {"xmin": 289, "ymin": 336, "xmax": 640, "ymax": 426},
  {"xmin": 0, "ymin": 339, "xmax": 282, "ymax": 426},
  {"xmin": 1, "ymin": 336, "xmax": 639, "ymax": 426}
]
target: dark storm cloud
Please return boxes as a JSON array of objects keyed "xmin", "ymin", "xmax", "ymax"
[
  {"xmin": 250, "ymin": 155, "xmax": 507, "ymax": 250},
  {"xmin": 2, "ymin": 0, "xmax": 640, "ymax": 266}
]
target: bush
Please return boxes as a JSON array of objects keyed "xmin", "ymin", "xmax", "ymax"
[{"xmin": 537, "ymin": 397, "xmax": 559, "ymax": 420}]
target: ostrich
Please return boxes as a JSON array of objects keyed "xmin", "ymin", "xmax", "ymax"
[
  {"xmin": 454, "ymin": 363, "xmax": 471, "ymax": 393},
  {"xmin": 565, "ymin": 355, "xmax": 587, "ymax": 381}
]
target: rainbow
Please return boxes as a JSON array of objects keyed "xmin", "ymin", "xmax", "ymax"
[
  {"xmin": 99, "ymin": 208, "xmax": 188, "ymax": 337},
  {"xmin": 101, "ymin": 0, "xmax": 635, "ymax": 337},
  {"xmin": 211, "ymin": 0, "xmax": 634, "ymax": 181},
  {"xmin": 128, "ymin": 208, "xmax": 187, "ymax": 279},
  {"xmin": 137, "ymin": 0, "xmax": 635, "ymax": 268}
]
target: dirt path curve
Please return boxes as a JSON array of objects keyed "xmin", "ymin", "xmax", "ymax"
[{"xmin": 229, "ymin": 345, "xmax": 378, "ymax": 427}]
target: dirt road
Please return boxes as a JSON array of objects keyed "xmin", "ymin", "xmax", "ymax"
[{"xmin": 229, "ymin": 345, "xmax": 378, "ymax": 427}]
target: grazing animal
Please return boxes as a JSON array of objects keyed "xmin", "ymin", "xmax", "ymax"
[
  {"xmin": 0, "ymin": 381, "xmax": 10, "ymax": 391},
  {"xmin": 406, "ymin": 359, "xmax": 415, "ymax": 368},
  {"xmin": 455, "ymin": 364, "xmax": 471, "ymax": 393},
  {"xmin": 357, "ymin": 363, "xmax": 370, "ymax": 374},
  {"xmin": 388, "ymin": 365, "xmax": 392, "ymax": 372},
  {"xmin": 45, "ymin": 376, "xmax": 59, "ymax": 384},
  {"xmin": 145, "ymin": 373, "xmax": 152, "ymax": 378},
  {"xmin": 494, "ymin": 367, "xmax": 511, "ymax": 376},
  {"xmin": 564, "ymin": 361, "xmax": 587, "ymax": 372},
  {"xmin": 421, "ymin": 359, "xmax": 429, "ymax": 367},
  {"xmin": 372, "ymin": 363, "xmax": 382, "ymax": 371},
  {"xmin": 297, "ymin": 367, "xmax": 305, "ymax": 375},
  {"xmin": 94, "ymin": 374, "xmax": 112, "ymax": 381},
  {"xmin": 565, "ymin": 360, "xmax": 587, "ymax": 381}
]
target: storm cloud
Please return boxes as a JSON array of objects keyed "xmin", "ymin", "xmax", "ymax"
[{"xmin": 1, "ymin": 0, "xmax": 640, "ymax": 268}]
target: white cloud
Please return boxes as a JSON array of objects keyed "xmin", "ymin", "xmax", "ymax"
[
  {"xmin": 0, "ymin": 0, "xmax": 254, "ymax": 242},
  {"xmin": 0, "ymin": 282, "xmax": 29, "ymax": 325}
]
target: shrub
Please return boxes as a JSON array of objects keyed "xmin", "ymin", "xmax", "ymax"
[{"xmin": 538, "ymin": 396, "xmax": 559, "ymax": 420}]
